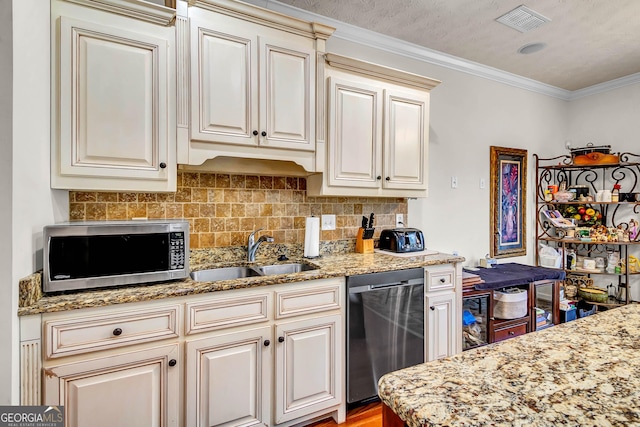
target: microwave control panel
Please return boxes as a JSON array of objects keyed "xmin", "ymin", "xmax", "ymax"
[{"xmin": 170, "ymin": 232, "xmax": 186, "ymax": 270}]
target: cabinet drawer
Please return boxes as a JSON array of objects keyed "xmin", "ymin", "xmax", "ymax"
[
  {"xmin": 425, "ymin": 266, "xmax": 456, "ymax": 292},
  {"xmin": 186, "ymin": 293, "xmax": 271, "ymax": 335},
  {"xmin": 493, "ymin": 322, "xmax": 528, "ymax": 343},
  {"xmin": 45, "ymin": 305, "xmax": 179, "ymax": 359},
  {"xmin": 276, "ymin": 282, "xmax": 342, "ymax": 319}
]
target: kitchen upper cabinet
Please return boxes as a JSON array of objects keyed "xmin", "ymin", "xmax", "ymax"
[
  {"xmin": 50, "ymin": 0, "xmax": 177, "ymax": 192},
  {"xmin": 178, "ymin": 1, "xmax": 334, "ymax": 172},
  {"xmin": 325, "ymin": 78, "xmax": 383, "ymax": 189},
  {"xmin": 44, "ymin": 344, "xmax": 180, "ymax": 427},
  {"xmin": 307, "ymin": 54, "xmax": 440, "ymax": 198}
]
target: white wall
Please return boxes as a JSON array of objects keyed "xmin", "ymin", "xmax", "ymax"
[
  {"xmin": 0, "ymin": 0, "xmax": 14, "ymax": 405},
  {"xmin": 3, "ymin": 0, "xmax": 69, "ymax": 403},
  {"xmin": 326, "ymin": 38, "xmax": 569, "ymax": 267}
]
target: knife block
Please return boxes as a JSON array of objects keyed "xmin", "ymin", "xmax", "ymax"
[{"xmin": 355, "ymin": 228, "xmax": 374, "ymax": 254}]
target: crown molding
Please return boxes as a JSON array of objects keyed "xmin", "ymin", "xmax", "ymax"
[
  {"xmin": 569, "ymin": 72, "xmax": 640, "ymax": 100},
  {"xmin": 243, "ymin": 0, "xmax": 640, "ymax": 101},
  {"xmin": 63, "ymin": 0, "xmax": 176, "ymax": 25}
]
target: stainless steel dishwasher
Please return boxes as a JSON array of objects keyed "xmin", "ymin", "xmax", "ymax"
[{"xmin": 346, "ymin": 268, "xmax": 425, "ymax": 405}]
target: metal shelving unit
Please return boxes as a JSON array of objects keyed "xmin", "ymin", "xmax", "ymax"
[{"xmin": 534, "ymin": 152, "xmax": 640, "ymax": 306}]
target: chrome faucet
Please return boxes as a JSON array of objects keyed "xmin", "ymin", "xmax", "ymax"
[{"xmin": 247, "ymin": 228, "xmax": 274, "ymax": 262}]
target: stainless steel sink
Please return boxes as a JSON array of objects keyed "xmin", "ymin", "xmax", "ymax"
[
  {"xmin": 190, "ymin": 262, "xmax": 318, "ymax": 282},
  {"xmin": 190, "ymin": 266, "xmax": 261, "ymax": 282},
  {"xmin": 256, "ymin": 263, "xmax": 317, "ymax": 276}
]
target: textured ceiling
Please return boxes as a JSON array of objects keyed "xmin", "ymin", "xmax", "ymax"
[{"xmin": 274, "ymin": 0, "xmax": 640, "ymax": 91}]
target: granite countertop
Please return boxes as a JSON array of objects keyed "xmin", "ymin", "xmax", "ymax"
[
  {"xmin": 379, "ymin": 303, "xmax": 640, "ymax": 427},
  {"xmin": 18, "ymin": 251, "xmax": 463, "ymax": 316}
]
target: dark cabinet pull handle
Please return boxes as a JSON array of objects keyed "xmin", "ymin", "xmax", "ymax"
[
  {"xmin": 385, "ymin": 177, "xmax": 391, "ymax": 181},
  {"xmin": 159, "ymin": 162, "xmax": 166, "ymax": 169},
  {"xmin": 429, "ymin": 306, "xmax": 435, "ymax": 311},
  {"xmin": 261, "ymin": 131, "xmax": 267, "ymax": 137},
  {"xmin": 253, "ymin": 130, "xmax": 259, "ymax": 136},
  {"xmin": 169, "ymin": 359, "xmax": 177, "ymax": 367},
  {"xmin": 509, "ymin": 331, "xmax": 515, "ymax": 335},
  {"xmin": 376, "ymin": 176, "xmax": 382, "ymax": 180},
  {"xmin": 112, "ymin": 328, "xmax": 123, "ymax": 336},
  {"xmin": 278, "ymin": 336, "xmax": 285, "ymax": 343},
  {"xmin": 263, "ymin": 340, "xmax": 270, "ymax": 347}
]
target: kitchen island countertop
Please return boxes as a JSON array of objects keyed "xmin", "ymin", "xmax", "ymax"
[
  {"xmin": 379, "ymin": 303, "xmax": 640, "ymax": 427},
  {"xmin": 19, "ymin": 251, "xmax": 463, "ymax": 315}
]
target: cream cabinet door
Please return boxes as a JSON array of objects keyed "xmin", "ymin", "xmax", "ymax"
[
  {"xmin": 43, "ymin": 344, "xmax": 179, "ymax": 427},
  {"xmin": 190, "ymin": 13, "xmax": 315, "ymax": 151},
  {"xmin": 185, "ymin": 327, "xmax": 271, "ymax": 427},
  {"xmin": 383, "ymin": 88, "xmax": 429, "ymax": 191},
  {"xmin": 190, "ymin": 14, "xmax": 258, "ymax": 147},
  {"xmin": 425, "ymin": 291, "xmax": 456, "ymax": 361},
  {"xmin": 327, "ymin": 77, "xmax": 383, "ymax": 188},
  {"xmin": 259, "ymin": 34, "xmax": 315, "ymax": 151},
  {"xmin": 52, "ymin": 15, "xmax": 175, "ymax": 191},
  {"xmin": 274, "ymin": 314, "xmax": 342, "ymax": 424}
]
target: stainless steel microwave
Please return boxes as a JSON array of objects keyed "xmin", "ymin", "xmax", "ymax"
[{"xmin": 43, "ymin": 220, "xmax": 189, "ymax": 293}]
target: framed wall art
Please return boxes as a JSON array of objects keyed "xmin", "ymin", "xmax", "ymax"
[{"xmin": 490, "ymin": 146, "xmax": 527, "ymax": 258}]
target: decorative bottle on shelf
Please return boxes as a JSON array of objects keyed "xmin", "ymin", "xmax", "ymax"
[{"xmin": 612, "ymin": 184, "xmax": 621, "ymax": 202}]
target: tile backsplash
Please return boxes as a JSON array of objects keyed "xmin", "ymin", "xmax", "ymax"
[{"xmin": 69, "ymin": 172, "xmax": 408, "ymax": 249}]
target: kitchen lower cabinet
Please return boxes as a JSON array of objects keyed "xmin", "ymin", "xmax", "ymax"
[
  {"xmin": 50, "ymin": 0, "xmax": 177, "ymax": 192},
  {"xmin": 274, "ymin": 315, "xmax": 342, "ymax": 424},
  {"xmin": 44, "ymin": 344, "xmax": 180, "ymax": 427},
  {"xmin": 185, "ymin": 327, "xmax": 271, "ymax": 427},
  {"xmin": 184, "ymin": 280, "xmax": 344, "ymax": 427},
  {"xmin": 21, "ymin": 277, "xmax": 347, "ymax": 426},
  {"xmin": 425, "ymin": 291, "xmax": 456, "ymax": 361},
  {"xmin": 424, "ymin": 264, "xmax": 462, "ymax": 362}
]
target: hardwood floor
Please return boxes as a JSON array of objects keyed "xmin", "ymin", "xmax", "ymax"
[{"xmin": 306, "ymin": 401, "xmax": 382, "ymax": 427}]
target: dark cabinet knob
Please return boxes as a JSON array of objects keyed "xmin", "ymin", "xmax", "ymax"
[
  {"xmin": 263, "ymin": 340, "xmax": 270, "ymax": 347},
  {"xmin": 168, "ymin": 359, "xmax": 177, "ymax": 367},
  {"xmin": 376, "ymin": 176, "xmax": 382, "ymax": 180},
  {"xmin": 261, "ymin": 131, "xmax": 267, "ymax": 137},
  {"xmin": 429, "ymin": 306, "xmax": 435, "ymax": 311},
  {"xmin": 253, "ymin": 130, "xmax": 259, "ymax": 136},
  {"xmin": 509, "ymin": 331, "xmax": 515, "ymax": 335},
  {"xmin": 278, "ymin": 336, "xmax": 285, "ymax": 343},
  {"xmin": 440, "ymin": 278, "xmax": 446, "ymax": 283},
  {"xmin": 159, "ymin": 162, "xmax": 166, "ymax": 169},
  {"xmin": 385, "ymin": 177, "xmax": 391, "ymax": 181},
  {"xmin": 112, "ymin": 328, "xmax": 123, "ymax": 336}
]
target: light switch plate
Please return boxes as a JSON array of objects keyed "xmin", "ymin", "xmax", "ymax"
[
  {"xmin": 321, "ymin": 214, "xmax": 336, "ymax": 230},
  {"xmin": 395, "ymin": 214, "xmax": 404, "ymax": 227}
]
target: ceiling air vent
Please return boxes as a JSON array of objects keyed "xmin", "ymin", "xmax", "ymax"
[{"xmin": 496, "ymin": 5, "xmax": 551, "ymax": 33}]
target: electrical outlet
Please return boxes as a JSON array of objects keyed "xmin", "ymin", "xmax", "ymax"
[
  {"xmin": 395, "ymin": 214, "xmax": 404, "ymax": 227},
  {"xmin": 321, "ymin": 214, "xmax": 336, "ymax": 230},
  {"xmin": 480, "ymin": 178, "xmax": 485, "ymax": 189},
  {"xmin": 451, "ymin": 176, "xmax": 458, "ymax": 189}
]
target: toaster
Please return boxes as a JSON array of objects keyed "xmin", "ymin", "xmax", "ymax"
[{"xmin": 379, "ymin": 228, "xmax": 425, "ymax": 253}]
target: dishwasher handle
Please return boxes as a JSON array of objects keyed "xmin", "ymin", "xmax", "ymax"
[
  {"xmin": 371, "ymin": 281, "xmax": 410, "ymax": 290},
  {"xmin": 348, "ymin": 280, "xmax": 420, "ymax": 294}
]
